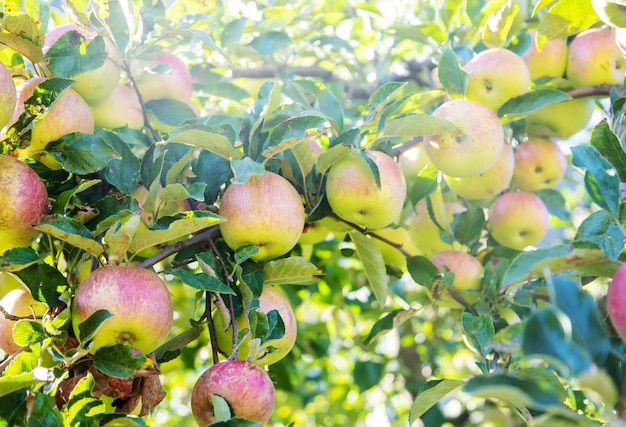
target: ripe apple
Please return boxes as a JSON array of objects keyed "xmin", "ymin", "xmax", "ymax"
[
  {"xmin": 524, "ymin": 97, "xmax": 595, "ymax": 139},
  {"xmin": 463, "ymin": 48, "xmax": 531, "ymax": 112},
  {"xmin": 444, "ymin": 139, "xmax": 514, "ymax": 200},
  {"xmin": 0, "ymin": 155, "xmax": 48, "ymax": 254},
  {"xmin": 326, "ymin": 149, "xmax": 406, "ymax": 230},
  {"xmin": 397, "ymin": 144, "xmax": 430, "ymax": 184},
  {"xmin": 190, "ymin": 360, "xmax": 275, "ymax": 425},
  {"xmin": 219, "ymin": 171, "xmax": 305, "ymax": 261},
  {"xmin": 90, "ymin": 84, "xmax": 144, "ymax": 130},
  {"xmin": 134, "ymin": 52, "xmax": 193, "ymax": 104},
  {"xmin": 0, "ymin": 62, "xmax": 16, "ymax": 130},
  {"xmin": 214, "ymin": 285, "xmax": 297, "ymax": 365},
  {"xmin": 430, "ymin": 250, "xmax": 484, "ymax": 308},
  {"xmin": 43, "ymin": 24, "xmax": 121, "ymax": 105},
  {"xmin": 0, "ymin": 287, "xmax": 48, "ymax": 354},
  {"xmin": 566, "ymin": 28, "xmax": 626, "ymax": 87},
  {"xmin": 488, "ymin": 191, "xmax": 550, "ymax": 250},
  {"xmin": 592, "ymin": 0, "xmax": 626, "ymax": 28},
  {"xmin": 423, "ymin": 100, "xmax": 505, "ymax": 177},
  {"xmin": 512, "ymin": 137, "xmax": 567, "ymax": 192},
  {"xmin": 298, "ymin": 221, "xmax": 331, "ymax": 245},
  {"xmin": 71, "ymin": 266, "xmax": 173, "ymax": 354},
  {"xmin": 522, "ymin": 31, "xmax": 568, "ymax": 80},
  {"xmin": 608, "ymin": 262, "xmax": 626, "ymax": 342}
]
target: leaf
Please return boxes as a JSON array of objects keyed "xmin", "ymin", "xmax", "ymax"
[
  {"xmin": 209, "ymin": 418, "xmax": 262, "ymax": 427},
  {"xmin": 575, "ymin": 210, "xmax": 625, "ymax": 260},
  {"xmin": 34, "ymin": 216, "xmax": 104, "ymax": 256},
  {"xmin": 52, "ymin": 179, "xmax": 101, "ymax": 215},
  {"xmin": 247, "ymin": 31, "xmax": 291, "ymax": 56},
  {"xmin": 409, "ymin": 163, "xmax": 439, "ymax": 206},
  {"xmin": 461, "ymin": 312, "xmax": 494, "ymax": 355},
  {"xmin": 145, "ymin": 99, "xmax": 197, "ymax": 127},
  {"xmin": 92, "ymin": 344, "xmax": 147, "ymax": 379},
  {"xmin": 409, "ymin": 379, "xmax": 464, "ymax": 422},
  {"xmin": 44, "ymin": 31, "xmax": 107, "ymax": 78},
  {"xmin": 498, "ymin": 88, "xmax": 572, "ymax": 121},
  {"xmin": 229, "ymin": 157, "xmax": 266, "ymax": 184},
  {"xmin": 77, "ymin": 309, "xmax": 113, "ymax": 346},
  {"xmin": 0, "ymin": 13, "xmax": 45, "ymax": 62},
  {"xmin": 264, "ymin": 115, "xmax": 329, "ymax": 157},
  {"xmin": 0, "ymin": 372, "xmax": 43, "ymax": 398},
  {"xmin": 406, "ymin": 255, "xmax": 440, "ymax": 289},
  {"xmin": 97, "ymin": 129, "xmax": 141, "ymax": 195},
  {"xmin": 353, "ymin": 361, "xmax": 384, "ymax": 392},
  {"xmin": 168, "ymin": 126, "xmax": 242, "ymax": 160},
  {"xmin": 262, "ymin": 256, "xmax": 323, "ymax": 285},
  {"xmin": 169, "ymin": 268, "xmax": 235, "ymax": 294},
  {"xmin": 46, "ymin": 132, "xmax": 120, "ymax": 175},
  {"xmin": 383, "ymin": 115, "xmax": 457, "ymax": 137},
  {"xmin": 589, "ymin": 119, "xmax": 626, "ymax": 182},
  {"xmin": 537, "ymin": 188, "xmax": 570, "ymax": 221},
  {"xmin": 12, "ymin": 320, "xmax": 47, "ymax": 347},
  {"xmin": 437, "ymin": 48, "xmax": 467, "ymax": 97},
  {"xmin": 153, "ymin": 325, "xmax": 204, "ymax": 364},
  {"xmin": 349, "ymin": 231, "xmax": 388, "ymax": 304},
  {"xmin": 363, "ymin": 308, "xmax": 419, "ymax": 345},
  {"xmin": 366, "ymin": 82, "xmax": 407, "ymax": 116},
  {"xmin": 452, "ymin": 205, "xmax": 485, "ymax": 246},
  {"xmin": 537, "ymin": 0, "xmax": 598, "ymax": 40}
]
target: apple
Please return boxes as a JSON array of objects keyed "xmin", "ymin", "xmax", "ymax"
[
  {"xmin": 407, "ymin": 196, "xmax": 465, "ymax": 258},
  {"xmin": 444, "ymin": 139, "xmax": 514, "ymax": 200},
  {"xmin": 463, "ymin": 48, "xmax": 531, "ymax": 112},
  {"xmin": 512, "ymin": 137, "xmax": 567, "ymax": 192},
  {"xmin": 372, "ymin": 225, "xmax": 421, "ymax": 270},
  {"xmin": 298, "ymin": 221, "xmax": 331, "ymax": 245},
  {"xmin": 190, "ymin": 360, "xmax": 275, "ymax": 425},
  {"xmin": 397, "ymin": 143, "xmax": 430, "ymax": 184},
  {"xmin": 608, "ymin": 262, "xmax": 626, "ymax": 343},
  {"xmin": 0, "ymin": 273, "xmax": 22, "ymax": 299},
  {"xmin": 71, "ymin": 266, "xmax": 173, "ymax": 354},
  {"xmin": 0, "ymin": 62, "xmax": 16, "ymax": 130},
  {"xmin": 43, "ymin": 24, "xmax": 121, "ymax": 105},
  {"xmin": 522, "ymin": 31, "xmax": 568, "ymax": 80},
  {"xmin": 430, "ymin": 250, "xmax": 484, "ymax": 308},
  {"xmin": 0, "ymin": 155, "xmax": 49, "ymax": 254},
  {"xmin": 592, "ymin": 0, "xmax": 626, "ymax": 28},
  {"xmin": 134, "ymin": 52, "xmax": 193, "ymax": 104},
  {"xmin": 214, "ymin": 285, "xmax": 297, "ymax": 365},
  {"xmin": 0, "ymin": 287, "xmax": 48, "ymax": 354},
  {"xmin": 488, "ymin": 191, "xmax": 550, "ymax": 250},
  {"xmin": 566, "ymin": 28, "xmax": 626, "ymax": 87},
  {"xmin": 219, "ymin": 171, "xmax": 305, "ymax": 261},
  {"xmin": 423, "ymin": 100, "xmax": 505, "ymax": 177},
  {"xmin": 524, "ymin": 97, "xmax": 595, "ymax": 139},
  {"xmin": 325, "ymin": 149, "xmax": 407, "ymax": 229},
  {"xmin": 90, "ymin": 84, "xmax": 144, "ymax": 130}
]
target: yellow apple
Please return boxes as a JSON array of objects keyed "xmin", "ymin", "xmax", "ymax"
[
  {"xmin": 423, "ymin": 100, "xmax": 505, "ymax": 177},
  {"xmin": 0, "ymin": 287, "xmax": 48, "ymax": 354},
  {"xmin": 512, "ymin": 137, "xmax": 567, "ymax": 192},
  {"xmin": 488, "ymin": 191, "xmax": 550, "ymax": 250},
  {"xmin": 463, "ymin": 48, "xmax": 531, "ymax": 112},
  {"xmin": 566, "ymin": 28, "xmax": 626, "ymax": 87},
  {"xmin": 430, "ymin": 250, "xmax": 484, "ymax": 308},
  {"xmin": 372, "ymin": 225, "xmax": 421, "ymax": 270},
  {"xmin": 444, "ymin": 139, "xmax": 514, "ymax": 200},
  {"xmin": 397, "ymin": 143, "xmax": 430, "ymax": 185},
  {"xmin": 90, "ymin": 84, "xmax": 144, "ymax": 130},
  {"xmin": 522, "ymin": 31, "xmax": 568, "ymax": 80},
  {"xmin": 298, "ymin": 221, "xmax": 331, "ymax": 245},
  {"xmin": 524, "ymin": 97, "xmax": 595, "ymax": 139}
]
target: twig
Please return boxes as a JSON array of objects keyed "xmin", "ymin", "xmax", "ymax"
[
  {"xmin": 567, "ymin": 84, "xmax": 619, "ymax": 99},
  {"xmin": 122, "ymin": 59, "xmax": 163, "ymax": 143},
  {"xmin": 391, "ymin": 137, "xmax": 423, "ymax": 157}
]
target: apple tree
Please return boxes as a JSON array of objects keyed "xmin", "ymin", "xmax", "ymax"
[{"xmin": 2, "ymin": 0, "xmax": 626, "ymax": 426}]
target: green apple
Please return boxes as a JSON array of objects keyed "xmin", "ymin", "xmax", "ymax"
[
  {"xmin": 463, "ymin": 48, "xmax": 531, "ymax": 112},
  {"xmin": 0, "ymin": 61, "xmax": 16, "ymax": 130},
  {"xmin": 298, "ymin": 221, "xmax": 331, "ymax": 245},
  {"xmin": 90, "ymin": 84, "xmax": 144, "ymax": 130},
  {"xmin": 512, "ymin": 137, "xmax": 567, "ymax": 192},
  {"xmin": 219, "ymin": 171, "xmax": 305, "ymax": 261},
  {"xmin": 423, "ymin": 100, "xmax": 505, "ymax": 177},
  {"xmin": 444, "ymin": 139, "xmax": 514, "ymax": 200},
  {"xmin": 488, "ymin": 191, "xmax": 550, "ymax": 250},
  {"xmin": 134, "ymin": 52, "xmax": 193, "ymax": 104},
  {"xmin": 0, "ymin": 287, "xmax": 48, "ymax": 354},
  {"xmin": 372, "ymin": 225, "xmax": 421, "ymax": 270},
  {"xmin": 0, "ymin": 155, "xmax": 49, "ymax": 254},
  {"xmin": 214, "ymin": 285, "xmax": 297, "ymax": 365},
  {"xmin": 325, "ymin": 149, "xmax": 407, "ymax": 229},
  {"xmin": 566, "ymin": 28, "xmax": 626, "ymax": 87},
  {"xmin": 525, "ymin": 97, "xmax": 595, "ymax": 139},
  {"xmin": 522, "ymin": 31, "xmax": 568, "ymax": 80},
  {"xmin": 592, "ymin": 0, "xmax": 626, "ymax": 28},
  {"xmin": 430, "ymin": 250, "xmax": 484, "ymax": 308},
  {"xmin": 72, "ymin": 266, "xmax": 173, "ymax": 354}
]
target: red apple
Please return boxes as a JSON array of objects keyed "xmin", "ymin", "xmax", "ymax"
[
  {"xmin": 522, "ymin": 31, "xmax": 568, "ymax": 80},
  {"xmin": 608, "ymin": 262, "xmax": 626, "ymax": 342},
  {"xmin": 512, "ymin": 137, "xmax": 568, "ymax": 192},
  {"xmin": 134, "ymin": 52, "xmax": 193, "ymax": 103},
  {"xmin": 190, "ymin": 360, "xmax": 275, "ymax": 425},
  {"xmin": 0, "ymin": 61, "xmax": 16, "ymax": 130},
  {"xmin": 566, "ymin": 28, "xmax": 626, "ymax": 87},
  {"xmin": 431, "ymin": 250, "xmax": 484, "ymax": 308},
  {"xmin": 71, "ymin": 266, "xmax": 173, "ymax": 354},
  {"xmin": 0, "ymin": 155, "xmax": 48, "ymax": 254},
  {"xmin": 90, "ymin": 84, "xmax": 145, "ymax": 130},
  {"xmin": 0, "ymin": 287, "xmax": 48, "ymax": 354},
  {"xmin": 219, "ymin": 172, "xmax": 305, "ymax": 261}
]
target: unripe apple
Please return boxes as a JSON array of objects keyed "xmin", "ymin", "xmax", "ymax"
[
  {"xmin": 463, "ymin": 48, "xmax": 531, "ymax": 112},
  {"xmin": 430, "ymin": 250, "xmax": 484, "ymax": 308},
  {"xmin": 423, "ymin": 100, "xmax": 505, "ymax": 177},
  {"xmin": 407, "ymin": 196, "xmax": 465, "ymax": 258},
  {"xmin": 512, "ymin": 137, "xmax": 567, "ymax": 192},
  {"xmin": 219, "ymin": 172, "xmax": 305, "ymax": 261},
  {"xmin": 0, "ymin": 61, "xmax": 16, "ymax": 130},
  {"xmin": 89, "ymin": 84, "xmax": 144, "ymax": 130},
  {"xmin": 214, "ymin": 285, "xmax": 297, "ymax": 365},
  {"xmin": 325, "ymin": 149, "xmax": 407, "ymax": 230},
  {"xmin": 488, "ymin": 191, "xmax": 550, "ymax": 250},
  {"xmin": 134, "ymin": 52, "xmax": 193, "ymax": 103},
  {"xmin": 608, "ymin": 262, "xmax": 626, "ymax": 342},
  {"xmin": 298, "ymin": 221, "xmax": 331, "ymax": 245},
  {"xmin": 592, "ymin": 0, "xmax": 626, "ymax": 28},
  {"xmin": 72, "ymin": 266, "xmax": 173, "ymax": 354},
  {"xmin": 444, "ymin": 140, "xmax": 514, "ymax": 200},
  {"xmin": 43, "ymin": 24, "xmax": 121, "ymax": 105},
  {"xmin": 0, "ymin": 287, "xmax": 48, "ymax": 354},
  {"xmin": 372, "ymin": 225, "xmax": 421, "ymax": 270},
  {"xmin": 0, "ymin": 155, "xmax": 48, "ymax": 254},
  {"xmin": 522, "ymin": 31, "xmax": 568, "ymax": 80},
  {"xmin": 566, "ymin": 28, "xmax": 626, "ymax": 87},
  {"xmin": 525, "ymin": 97, "xmax": 595, "ymax": 139},
  {"xmin": 190, "ymin": 360, "xmax": 275, "ymax": 426}
]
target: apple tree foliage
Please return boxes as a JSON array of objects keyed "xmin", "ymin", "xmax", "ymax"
[{"xmin": 1, "ymin": 0, "xmax": 626, "ymax": 426}]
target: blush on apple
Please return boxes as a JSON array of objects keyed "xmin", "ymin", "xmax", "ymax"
[{"xmin": 608, "ymin": 262, "xmax": 626, "ymax": 343}]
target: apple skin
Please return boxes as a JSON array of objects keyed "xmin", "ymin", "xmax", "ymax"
[
  {"xmin": 444, "ymin": 139, "xmax": 514, "ymax": 200},
  {"xmin": 488, "ymin": 191, "xmax": 550, "ymax": 250},
  {"xmin": 566, "ymin": 28, "xmax": 626, "ymax": 87},
  {"xmin": 0, "ymin": 287, "xmax": 48, "ymax": 354},
  {"xmin": 608, "ymin": 262, "xmax": 626, "ymax": 343},
  {"xmin": 0, "ymin": 155, "xmax": 48, "ymax": 254},
  {"xmin": 90, "ymin": 84, "xmax": 144, "ymax": 130},
  {"xmin": 397, "ymin": 144, "xmax": 430, "ymax": 185},
  {"xmin": 423, "ymin": 100, "xmax": 505, "ymax": 178},
  {"xmin": 214, "ymin": 285, "xmax": 297, "ymax": 365},
  {"xmin": 463, "ymin": 48, "xmax": 531, "ymax": 112},
  {"xmin": 43, "ymin": 24, "xmax": 121, "ymax": 105},
  {"xmin": 512, "ymin": 137, "xmax": 567, "ymax": 192},
  {"xmin": 298, "ymin": 221, "xmax": 331, "ymax": 245},
  {"xmin": 407, "ymin": 196, "xmax": 465, "ymax": 258},
  {"xmin": 372, "ymin": 225, "xmax": 421, "ymax": 270},
  {"xmin": 524, "ymin": 97, "xmax": 595, "ymax": 139},
  {"xmin": 190, "ymin": 360, "xmax": 275, "ymax": 426},
  {"xmin": 219, "ymin": 172, "xmax": 305, "ymax": 261},
  {"xmin": 325, "ymin": 149, "xmax": 407, "ymax": 230},
  {"xmin": 0, "ymin": 62, "xmax": 16, "ymax": 130},
  {"xmin": 134, "ymin": 52, "xmax": 193, "ymax": 103},
  {"xmin": 522, "ymin": 31, "xmax": 568, "ymax": 80},
  {"xmin": 71, "ymin": 266, "xmax": 173, "ymax": 354},
  {"xmin": 430, "ymin": 250, "xmax": 484, "ymax": 308},
  {"xmin": 592, "ymin": 0, "xmax": 626, "ymax": 28},
  {"xmin": 0, "ymin": 273, "xmax": 22, "ymax": 300}
]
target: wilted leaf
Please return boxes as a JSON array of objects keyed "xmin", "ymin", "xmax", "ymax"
[{"xmin": 0, "ymin": 13, "xmax": 45, "ymax": 62}]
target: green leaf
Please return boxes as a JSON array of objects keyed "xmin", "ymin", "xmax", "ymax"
[
  {"xmin": 44, "ymin": 31, "xmax": 107, "ymax": 78},
  {"xmin": 537, "ymin": 0, "xmax": 598, "ymax": 40},
  {"xmin": 363, "ymin": 308, "xmax": 419, "ymax": 345},
  {"xmin": 437, "ymin": 48, "xmax": 467, "ymax": 97},
  {"xmin": 234, "ymin": 244, "xmax": 260, "ymax": 264},
  {"xmin": 46, "ymin": 132, "xmax": 120, "ymax": 175},
  {"xmin": 262, "ymin": 256, "xmax": 323, "ymax": 285},
  {"xmin": 153, "ymin": 325, "xmax": 204, "ymax": 364},
  {"xmin": 168, "ymin": 126, "xmax": 242, "ymax": 160},
  {"xmin": 0, "ymin": 372, "xmax": 44, "ymax": 398},
  {"xmin": 452, "ymin": 205, "xmax": 485, "ymax": 246},
  {"xmin": 383, "ymin": 115, "xmax": 457, "ymax": 137},
  {"xmin": 97, "ymin": 129, "xmax": 141, "ymax": 195},
  {"xmin": 145, "ymin": 99, "xmax": 197, "ymax": 127},
  {"xmin": 209, "ymin": 418, "xmax": 262, "ymax": 427},
  {"xmin": 92, "ymin": 344, "xmax": 147, "ymax": 379},
  {"xmin": 12, "ymin": 320, "xmax": 47, "ymax": 347},
  {"xmin": 409, "ymin": 379, "xmax": 464, "ymax": 422},
  {"xmin": 0, "ymin": 13, "xmax": 45, "ymax": 62},
  {"xmin": 461, "ymin": 312, "xmax": 494, "ymax": 355},
  {"xmin": 498, "ymin": 88, "xmax": 572, "ymax": 121},
  {"xmin": 34, "ymin": 216, "xmax": 104, "ymax": 256},
  {"xmin": 349, "ymin": 231, "xmax": 388, "ymax": 304},
  {"xmin": 169, "ymin": 268, "xmax": 235, "ymax": 294},
  {"xmin": 247, "ymin": 31, "xmax": 291, "ymax": 56},
  {"xmin": 14, "ymin": 263, "xmax": 67, "ymax": 308},
  {"xmin": 353, "ymin": 360, "xmax": 384, "ymax": 392},
  {"xmin": 77, "ymin": 309, "xmax": 113, "ymax": 345},
  {"xmin": 406, "ymin": 255, "xmax": 440, "ymax": 289},
  {"xmin": 590, "ymin": 119, "xmax": 626, "ymax": 182},
  {"xmin": 575, "ymin": 210, "xmax": 625, "ymax": 260},
  {"xmin": 229, "ymin": 157, "xmax": 266, "ymax": 184},
  {"xmin": 265, "ymin": 115, "xmax": 329, "ymax": 158},
  {"xmin": 366, "ymin": 82, "xmax": 407, "ymax": 116},
  {"xmin": 409, "ymin": 163, "xmax": 439, "ymax": 206},
  {"xmin": 51, "ymin": 179, "xmax": 101, "ymax": 215},
  {"xmin": 536, "ymin": 188, "xmax": 570, "ymax": 221}
]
